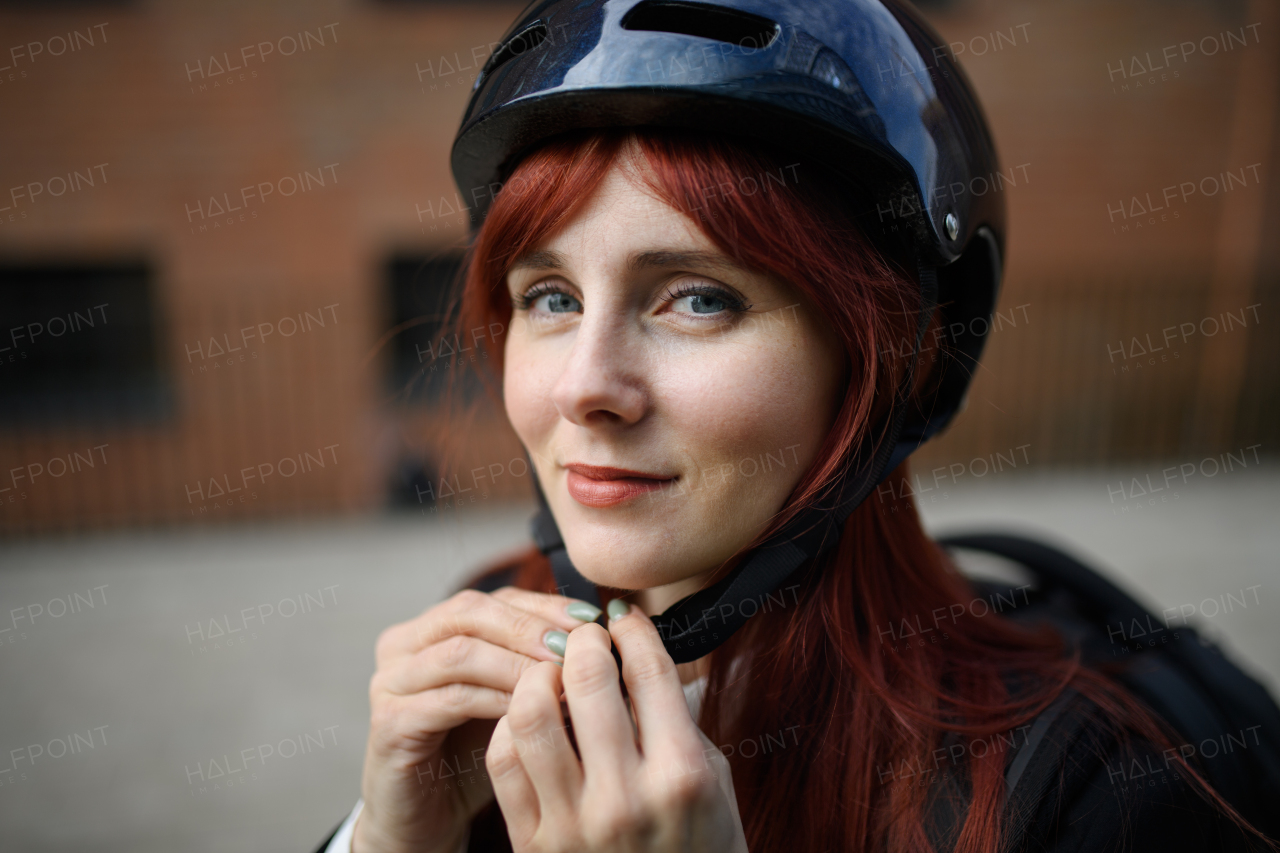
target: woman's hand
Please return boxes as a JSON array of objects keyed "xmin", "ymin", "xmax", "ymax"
[
  {"xmin": 487, "ymin": 602, "xmax": 749, "ymax": 853},
  {"xmin": 354, "ymin": 587, "xmax": 599, "ymax": 853}
]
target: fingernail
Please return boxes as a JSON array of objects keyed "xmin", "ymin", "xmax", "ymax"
[
  {"xmin": 606, "ymin": 599, "xmax": 630, "ymax": 622},
  {"xmin": 566, "ymin": 601, "xmax": 602, "ymax": 622},
  {"xmin": 543, "ymin": 630, "xmax": 568, "ymax": 657}
]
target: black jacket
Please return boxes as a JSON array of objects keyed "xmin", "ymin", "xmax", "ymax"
[{"xmin": 313, "ymin": 686, "xmax": 1259, "ymax": 853}]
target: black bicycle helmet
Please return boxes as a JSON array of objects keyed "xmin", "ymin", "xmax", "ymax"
[{"xmin": 451, "ymin": 0, "xmax": 1006, "ymax": 663}]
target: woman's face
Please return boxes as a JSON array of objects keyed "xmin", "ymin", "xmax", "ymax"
[{"xmin": 503, "ymin": 150, "xmax": 845, "ymax": 607}]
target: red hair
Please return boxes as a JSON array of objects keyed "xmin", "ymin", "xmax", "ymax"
[{"xmin": 449, "ymin": 128, "xmax": 1252, "ymax": 851}]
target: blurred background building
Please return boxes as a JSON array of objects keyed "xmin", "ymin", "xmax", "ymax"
[
  {"xmin": 0, "ymin": 0, "xmax": 1276, "ymax": 850},
  {"xmin": 0, "ymin": 0, "xmax": 1275, "ymax": 534}
]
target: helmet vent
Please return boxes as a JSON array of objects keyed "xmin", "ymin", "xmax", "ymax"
[
  {"xmin": 481, "ymin": 21, "xmax": 550, "ymax": 80},
  {"xmin": 621, "ymin": 1, "xmax": 779, "ymax": 50}
]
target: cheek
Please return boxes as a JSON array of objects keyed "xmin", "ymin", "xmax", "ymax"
[
  {"xmin": 502, "ymin": 341, "xmax": 557, "ymax": 446},
  {"xmin": 657, "ymin": 335, "xmax": 835, "ymax": 468}
]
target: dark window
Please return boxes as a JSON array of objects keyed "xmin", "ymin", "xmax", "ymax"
[
  {"xmin": 0, "ymin": 261, "xmax": 169, "ymax": 424},
  {"xmin": 384, "ymin": 251, "xmax": 483, "ymax": 405},
  {"xmin": 384, "ymin": 251, "xmax": 490, "ymax": 508}
]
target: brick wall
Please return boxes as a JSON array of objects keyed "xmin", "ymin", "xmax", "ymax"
[{"xmin": 0, "ymin": 0, "xmax": 1275, "ymax": 533}]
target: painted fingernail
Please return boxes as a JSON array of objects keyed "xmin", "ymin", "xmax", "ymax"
[
  {"xmin": 606, "ymin": 599, "xmax": 631, "ymax": 622},
  {"xmin": 543, "ymin": 630, "xmax": 568, "ymax": 657},
  {"xmin": 566, "ymin": 601, "xmax": 602, "ymax": 622}
]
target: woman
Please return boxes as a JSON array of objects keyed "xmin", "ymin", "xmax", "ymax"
[{"xmin": 320, "ymin": 1, "xmax": 1270, "ymax": 850}]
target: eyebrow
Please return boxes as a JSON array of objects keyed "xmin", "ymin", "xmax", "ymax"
[{"xmin": 508, "ymin": 249, "xmax": 740, "ymax": 275}]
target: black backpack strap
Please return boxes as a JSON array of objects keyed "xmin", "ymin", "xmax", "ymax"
[
  {"xmin": 1004, "ymin": 687, "xmax": 1080, "ymax": 795},
  {"xmin": 921, "ymin": 687, "xmax": 1099, "ymax": 853},
  {"xmin": 999, "ymin": 687, "xmax": 1095, "ymax": 852}
]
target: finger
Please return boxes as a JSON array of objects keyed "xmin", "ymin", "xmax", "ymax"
[
  {"xmin": 372, "ymin": 683, "xmax": 514, "ymax": 753},
  {"xmin": 378, "ymin": 588, "xmax": 590, "ymax": 664},
  {"xmin": 379, "ymin": 634, "xmax": 541, "ymax": 696},
  {"xmin": 491, "ymin": 586, "xmax": 603, "ymax": 629},
  {"xmin": 607, "ymin": 603, "xmax": 705, "ymax": 761},
  {"xmin": 487, "ymin": 716, "xmax": 541, "ymax": 847},
  {"xmin": 560, "ymin": 623, "xmax": 641, "ymax": 790},
  {"xmin": 505, "ymin": 661, "xmax": 582, "ymax": 825}
]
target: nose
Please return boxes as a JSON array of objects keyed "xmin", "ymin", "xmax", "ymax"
[{"xmin": 550, "ymin": 311, "xmax": 648, "ymax": 427}]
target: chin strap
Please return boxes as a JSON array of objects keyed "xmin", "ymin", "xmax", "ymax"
[
  {"xmin": 529, "ymin": 262, "xmax": 939, "ymax": 663},
  {"xmin": 530, "ymin": 495, "xmax": 602, "ymax": 606}
]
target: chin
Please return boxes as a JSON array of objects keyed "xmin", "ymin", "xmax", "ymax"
[
  {"xmin": 564, "ymin": 544, "xmax": 668, "ymax": 591},
  {"xmin": 561, "ymin": 530, "xmax": 720, "ymax": 595}
]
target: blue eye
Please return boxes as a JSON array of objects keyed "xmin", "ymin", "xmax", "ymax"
[
  {"xmin": 667, "ymin": 282, "xmax": 746, "ymax": 317},
  {"xmin": 536, "ymin": 291, "xmax": 582, "ymax": 313},
  {"xmin": 514, "ymin": 283, "xmax": 582, "ymax": 314},
  {"xmin": 675, "ymin": 293, "xmax": 729, "ymax": 314}
]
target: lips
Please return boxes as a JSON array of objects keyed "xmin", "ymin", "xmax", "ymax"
[{"xmin": 564, "ymin": 463, "xmax": 675, "ymax": 508}]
